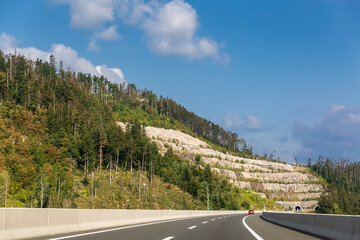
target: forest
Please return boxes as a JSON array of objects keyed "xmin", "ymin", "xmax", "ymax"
[
  {"xmin": 0, "ymin": 50, "xmax": 273, "ymax": 210},
  {"xmin": 311, "ymin": 157, "xmax": 360, "ymax": 215}
]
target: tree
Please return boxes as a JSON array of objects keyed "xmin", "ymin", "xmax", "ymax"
[{"xmin": 98, "ymin": 126, "xmax": 107, "ymax": 174}]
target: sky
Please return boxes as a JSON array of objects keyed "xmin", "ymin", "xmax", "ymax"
[{"xmin": 1, "ymin": 0, "xmax": 360, "ymax": 163}]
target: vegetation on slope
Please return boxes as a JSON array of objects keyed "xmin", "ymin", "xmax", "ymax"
[
  {"xmin": 0, "ymin": 51, "xmax": 274, "ymax": 210},
  {"xmin": 311, "ymin": 158, "xmax": 360, "ymax": 214}
]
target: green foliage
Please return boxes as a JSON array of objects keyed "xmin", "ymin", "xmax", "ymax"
[
  {"xmin": 317, "ymin": 185, "xmax": 360, "ymax": 215},
  {"xmin": 74, "ymin": 171, "xmax": 201, "ymax": 210},
  {"xmin": 195, "ymin": 155, "xmax": 201, "ymax": 164},
  {"xmin": 152, "ymin": 149, "xmax": 273, "ymax": 210},
  {"xmin": 312, "ymin": 157, "xmax": 360, "ymax": 215},
  {"xmin": 0, "ymin": 52, "xmax": 274, "ymax": 210}
]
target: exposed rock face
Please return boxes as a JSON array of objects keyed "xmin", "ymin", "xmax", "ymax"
[
  {"xmin": 232, "ymin": 181, "xmax": 322, "ymax": 193},
  {"xmin": 146, "ymin": 126, "xmax": 210, "ymax": 148},
  {"xmin": 116, "ymin": 122, "xmax": 323, "ymax": 207},
  {"xmin": 205, "ymin": 158, "xmax": 271, "ymax": 172},
  {"xmin": 266, "ymin": 192, "xmax": 322, "ymax": 200},
  {"xmin": 212, "ymin": 168, "xmax": 318, "ymax": 184},
  {"xmin": 240, "ymin": 172, "xmax": 318, "ymax": 184},
  {"xmin": 275, "ymin": 200, "xmax": 318, "ymax": 209}
]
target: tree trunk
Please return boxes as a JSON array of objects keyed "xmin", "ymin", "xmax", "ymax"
[
  {"xmin": 138, "ymin": 171, "xmax": 141, "ymax": 200},
  {"xmin": 40, "ymin": 176, "xmax": 44, "ymax": 208},
  {"xmin": 6, "ymin": 69, "xmax": 9, "ymax": 90},
  {"xmin": 116, "ymin": 151, "xmax": 119, "ymax": 174},
  {"xmin": 91, "ymin": 172, "xmax": 94, "ymax": 198},
  {"xmin": 99, "ymin": 144, "xmax": 103, "ymax": 174},
  {"xmin": 4, "ymin": 172, "xmax": 8, "ymax": 208},
  {"xmin": 142, "ymin": 150, "xmax": 145, "ymax": 172},
  {"xmin": 130, "ymin": 154, "xmax": 133, "ymax": 172},
  {"xmin": 150, "ymin": 161, "xmax": 153, "ymax": 185},
  {"xmin": 109, "ymin": 157, "xmax": 112, "ymax": 185}
]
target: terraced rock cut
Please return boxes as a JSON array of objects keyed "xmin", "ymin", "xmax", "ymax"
[{"xmin": 116, "ymin": 122, "xmax": 324, "ymax": 209}]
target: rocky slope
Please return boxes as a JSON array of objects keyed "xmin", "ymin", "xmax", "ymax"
[{"xmin": 116, "ymin": 122, "xmax": 323, "ymax": 209}]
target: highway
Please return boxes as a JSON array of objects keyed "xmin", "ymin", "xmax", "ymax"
[{"xmin": 32, "ymin": 213, "xmax": 322, "ymax": 240}]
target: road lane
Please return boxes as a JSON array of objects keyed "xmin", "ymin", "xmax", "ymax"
[
  {"xmin": 170, "ymin": 214, "xmax": 255, "ymax": 240},
  {"xmin": 246, "ymin": 214, "xmax": 321, "ymax": 240},
  {"xmin": 33, "ymin": 213, "xmax": 323, "ymax": 240}
]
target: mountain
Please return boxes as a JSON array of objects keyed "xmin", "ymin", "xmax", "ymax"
[{"xmin": 0, "ymin": 50, "xmax": 325, "ymax": 211}]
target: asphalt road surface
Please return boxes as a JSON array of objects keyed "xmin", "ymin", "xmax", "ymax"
[{"xmin": 36, "ymin": 214, "xmax": 322, "ymax": 240}]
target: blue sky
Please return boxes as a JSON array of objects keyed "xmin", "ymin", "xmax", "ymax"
[{"xmin": 1, "ymin": 0, "xmax": 360, "ymax": 163}]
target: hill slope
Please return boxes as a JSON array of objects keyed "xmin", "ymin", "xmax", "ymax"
[
  {"xmin": 117, "ymin": 122, "xmax": 324, "ymax": 210},
  {"xmin": 0, "ymin": 51, "xmax": 275, "ymax": 210}
]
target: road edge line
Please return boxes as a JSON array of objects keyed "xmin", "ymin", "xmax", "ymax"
[{"xmin": 242, "ymin": 215, "xmax": 264, "ymax": 240}]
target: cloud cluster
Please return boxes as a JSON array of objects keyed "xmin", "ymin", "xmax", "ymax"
[
  {"xmin": 0, "ymin": 32, "xmax": 126, "ymax": 85},
  {"xmin": 57, "ymin": 0, "xmax": 116, "ymax": 29},
  {"xmin": 53, "ymin": 0, "xmax": 229, "ymax": 62},
  {"xmin": 88, "ymin": 25, "xmax": 122, "ymax": 51},
  {"xmin": 223, "ymin": 113, "xmax": 265, "ymax": 132},
  {"xmin": 292, "ymin": 105, "xmax": 360, "ymax": 161},
  {"xmin": 141, "ymin": 0, "xmax": 228, "ymax": 62}
]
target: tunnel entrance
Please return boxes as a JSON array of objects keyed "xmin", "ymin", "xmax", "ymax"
[{"xmin": 294, "ymin": 205, "xmax": 303, "ymax": 211}]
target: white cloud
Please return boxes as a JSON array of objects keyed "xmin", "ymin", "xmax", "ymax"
[
  {"xmin": 96, "ymin": 25, "xmax": 121, "ymax": 41},
  {"xmin": 0, "ymin": 33, "xmax": 18, "ymax": 50},
  {"xmin": 223, "ymin": 113, "xmax": 242, "ymax": 129},
  {"xmin": 52, "ymin": 0, "xmax": 229, "ymax": 62},
  {"xmin": 244, "ymin": 114, "xmax": 264, "ymax": 131},
  {"xmin": 96, "ymin": 65, "xmax": 125, "ymax": 82},
  {"xmin": 88, "ymin": 25, "xmax": 122, "ymax": 51},
  {"xmin": 292, "ymin": 105, "xmax": 360, "ymax": 161},
  {"xmin": 0, "ymin": 32, "xmax": 126, "ymax": 85},
  {"xmin": 223, "ymin": 113, "xmax": 265, "ymax": 132},
  {"xmin": 118, "ymin": 0, "xmax": 155, "ymax": 26},
  {"xmin": 348, "ymin": 113, "xmax": 360, "ymax": 123},
  {"xmin": 54, "ymin": 0, "xmax": 115, "ymax": 29},
  {"xmin": 330, "ymin": 104, "xmax": 345, "ymax": 113},
  {"xmin": 87, "ymin": 39, "xmax": 100, "ymax": 52},
  {"xmin": 140, "ymin": 0, "xmax": 229, "ymax": 62}
]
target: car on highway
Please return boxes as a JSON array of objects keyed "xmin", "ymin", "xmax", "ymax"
[{"xmin": 248, "ymin": 209, "xmax": 254, "ymax": 215}]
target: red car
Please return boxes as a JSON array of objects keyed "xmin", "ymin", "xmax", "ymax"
[{"xmin": 248, "ymin": 209, "xmax": 254, "ymax": 215}]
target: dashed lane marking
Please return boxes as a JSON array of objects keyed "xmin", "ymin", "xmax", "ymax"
[
  {"xmin": 163, "ymin": 237, "xmax": 174, "ymax": 240},
  {"xmin": 211, "ymin": 219, "xmax": 215, "ymax": 221},
  {"xmin": 188, "ymin": 226, "xmax": 197, "ymax": 230},
  {"xmin": 48, "ymin": 218, "xmax": 190, "ymax": 240},
  {"xmin": 202, "ymin": 221, "xmax": 208, "ymax": 224}
]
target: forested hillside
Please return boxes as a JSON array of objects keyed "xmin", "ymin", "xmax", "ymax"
[
  {"xmin": 0, "ymin": 50, "xmax": 272, "ymax": 210},
  {"xmin": 311, "ymin": 158, "xmax": 360, "ymax": 214}
]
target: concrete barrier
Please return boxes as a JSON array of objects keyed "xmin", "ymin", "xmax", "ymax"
[
  {"xmin": 262, "ymin": 211, "xmax": 360, "ymax": 240},
  {"xmin": 0, "ymin": 208, "xmax": 246, "ymax": 239}
]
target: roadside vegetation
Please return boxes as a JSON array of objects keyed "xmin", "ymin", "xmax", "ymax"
[{"xmin": 310, "ymin": 158, "xmax": 360, "ymax": 215}]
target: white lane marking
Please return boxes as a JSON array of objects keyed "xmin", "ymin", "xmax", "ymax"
[
  {"xmin": 48, "ymin": 218, "xmax": 186, "ymax": 240},
  {"xmin": 163, "ymin": 237, "xmax": 174, "ymax": 240},
  {"xmin": 242, "ymin": 216, "xmax": 264, "ymax": 240},
  {"xmin": 188, "ymin": 226, "xmax": 197, "ymax": 230},
  {"xmin": 218, "ymin": 217, "xmax": 222, "ymax": 219},
  {"xmin": 202, "ymin": 221, "xmax": 208, "ymax": 224},
  {"xmin": 211, "ymin": 218, "xmax": 215, "ymax": 221}
]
